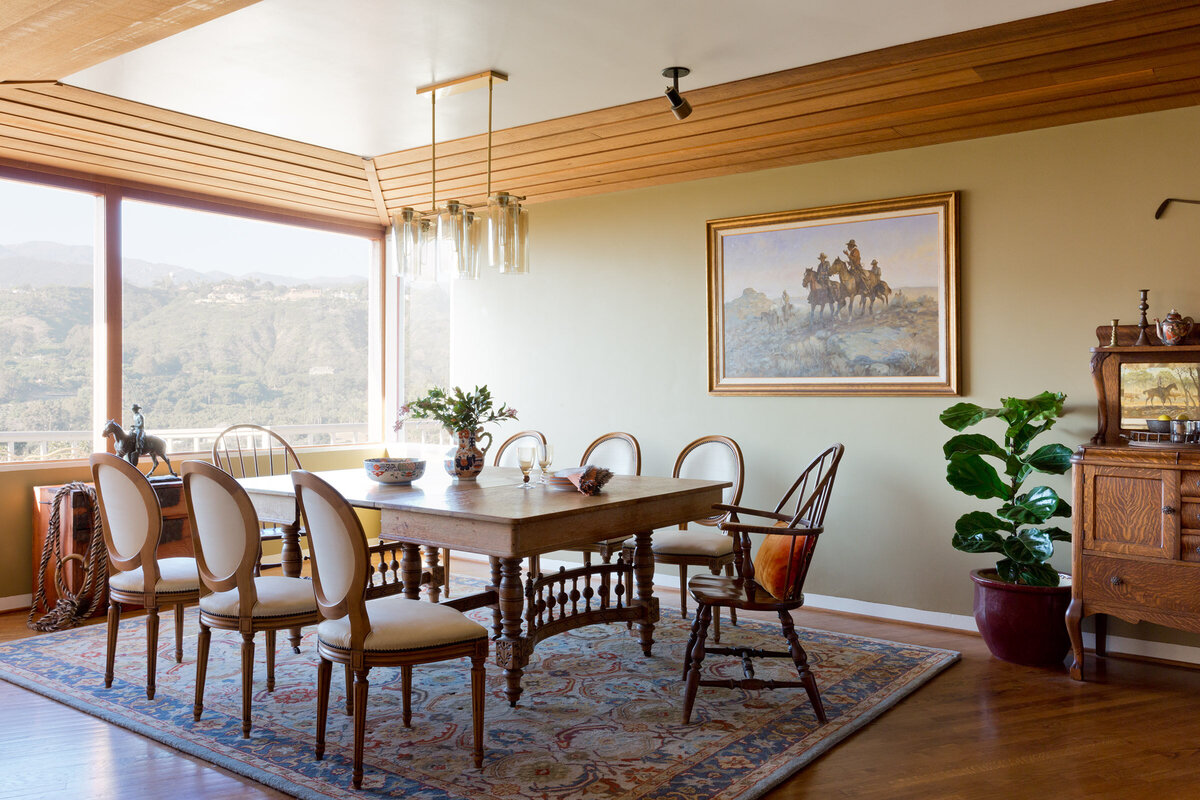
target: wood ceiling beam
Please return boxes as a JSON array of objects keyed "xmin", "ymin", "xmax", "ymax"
[{"xmin": 0, "ymin": 0, "xmax": 263, "ymax": 80}]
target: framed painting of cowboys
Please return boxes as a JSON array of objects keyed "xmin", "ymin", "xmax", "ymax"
[{"xmin": 706, "ymin": 191, "xmax": 959, "ymax": 396}]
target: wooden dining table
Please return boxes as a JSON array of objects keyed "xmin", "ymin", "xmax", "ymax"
[{"xmin": 237, "ymin": 465, "xmax": 729, "ymax": 706}]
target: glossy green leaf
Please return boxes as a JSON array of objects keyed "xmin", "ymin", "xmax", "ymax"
[
  {"xmin": 1002, "ymin": 529, "xmax": 1055, "ymax": 564},
  {"xmin": 1015, "ymin": 562, "xmax": 1062, "ymax": 587},
  {"xmin": 939, "ymin": 402, "xmax": 1004, "ymax": 431},
  {"xmin": 943, "ymin": 433, "xmax": 1007, "ymax": 461},
  {"xmin": 947, "ymin": 454, "xmax": 1010, "ymax": 500},
  {"xmin": 953, "ymin": 529, "xmax": 1006, "ymax": 554},
  {"xmin": 1043, "ymin": 526, "xmax": 1072, "ymax": 542},
  {"xmin": 999, "ymin": 486, "xmax": 1061, "ymax": 525},
  {"xmin": 955, "ymin": 510, "xmax": 1009, "ymax": 537},
  {"xmin": 1025, "ymin": 443, "xmax": 1074, "ymax": 475}
]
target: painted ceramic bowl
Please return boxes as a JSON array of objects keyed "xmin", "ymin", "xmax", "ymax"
[{"xmin": 364, "ymin": 457, "xmax": 426, "ymax": 485}]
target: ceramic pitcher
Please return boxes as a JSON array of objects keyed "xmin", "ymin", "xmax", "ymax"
[
  {"xmin": 447, "ymin": 427, "xmax": 493, "ymax": 480},
  {"xmin": 1156, "ymin": 309, "xmax": 1194, "ymax": 345}
]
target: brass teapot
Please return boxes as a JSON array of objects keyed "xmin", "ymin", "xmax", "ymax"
[{"xmin": 1156, "ymin": 309, "xmax": 1194, "ymax": 346}]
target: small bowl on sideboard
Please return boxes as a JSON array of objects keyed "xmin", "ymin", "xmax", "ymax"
[
  {"xmin": 364, "ymin": 457, "xmax": 426, "ymax": 485},
  {"xmin": 1146, "ymin": 419, "xmax": 1173, "ymax": 433}
]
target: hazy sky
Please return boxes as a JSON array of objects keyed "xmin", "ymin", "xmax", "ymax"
[
  {"xmin": 0, "ymin": 178, "xmax": 370, "ymax": 279},
  {"xmin": 721, "ymin": 210, "xmax": 943, "ymax": 301}
]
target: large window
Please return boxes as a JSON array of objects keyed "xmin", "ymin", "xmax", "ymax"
[
  {"xmin": 0, "ymin": 178, "xmax": 96, "ymax": 462},
  {"xmin": 121, "ymin": 200, "xmax": 373, "ymax": 452}
]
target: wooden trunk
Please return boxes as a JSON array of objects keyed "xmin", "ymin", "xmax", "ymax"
[{"xmin": 31, "ymin": 478, "xmax": 193, "ymax": 619}]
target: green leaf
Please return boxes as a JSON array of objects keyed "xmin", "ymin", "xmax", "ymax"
[
  {"xmin": 947, "ymin": 454, "xmax": 1011, "ymax": 500},
  {"xmin": 943, "ymin": 433, "xmax": 1007, "ymax": 461},
  {"xmin": 955, "ymin": 510, "xmax": 1009, "ymax": 537},
  {"xmin": 999, "ymin": 486, "xmax": 1061, "ymax": 525},
  {"xmin": 953, "ymin": 529, "xmax": 1006, "ymax": 554},
  {"xmin": 1025, "ymin": 443, "xmax": 1074, "ymax": 475},
  {"xmin": 1053, "ymin": 497, "xmax": 1072, "ymax": 519},
  {"xmin": 939, "ymin": 402, "xmax": 1005, "ymax": 431},
  {"xmin": 1043, "ymin": 526, "xmax": 1072, "ymax": 542},
  {"xmin": 996, "ymin": 557, "xmax": 1021, "ymax": 583},
  {"xmin": 1015, "ymin": 562, "xmax": 1061, "ymax": 587},
  {"xmin": 1002, "ymin": 529, "xmax": 1055, "ymax": 564}
]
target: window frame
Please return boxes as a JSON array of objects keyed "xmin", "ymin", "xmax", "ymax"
[{"xmin": 0, "ymin": 163, "xmax": 389, "ymax": 467}]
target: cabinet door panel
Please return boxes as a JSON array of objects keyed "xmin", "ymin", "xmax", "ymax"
[{"xmin": 1084, "ymin": 466, "xmax": 1172, "ymax": 557}]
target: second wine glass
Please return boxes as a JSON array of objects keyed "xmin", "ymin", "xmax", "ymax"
[{"xmin": 517, "ymin": 445, "xmax": 536, "ymax": 488}]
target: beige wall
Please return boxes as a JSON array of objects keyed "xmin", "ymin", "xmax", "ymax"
[{"xmin": 452, "ymin": 105, "xmax": 1200, "ymax": 636}]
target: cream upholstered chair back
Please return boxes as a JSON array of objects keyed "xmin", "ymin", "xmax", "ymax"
[
  {"xmin": 90, "ymin": 452, "xmax": 161, "ymax": 575},
  {"xmin": 493, "ymin": 430, "xmax": 548, "ymax": 467},
  {"xmin": 182, "ymin": 460, "xmax": 262, "ymax": 604},
  {"xmin": 580, "ymin": 432, "xmax": 641, "ymax": 476},
  {"xmin": 292, "ymin": 470, "xmax": 370, "ymax": 635},
  {"xmin": 674, "ymin": 436, "xmax": 745, "ymax": 527}
]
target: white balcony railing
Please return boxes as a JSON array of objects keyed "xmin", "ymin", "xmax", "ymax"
[{"xmin": 0, "ymin": 422, "xmax": 371, "ymax": 464}]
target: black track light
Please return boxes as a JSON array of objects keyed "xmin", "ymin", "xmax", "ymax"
[{"xmin": 662, "ymin": 66, "xmax": 692, "ymax": 120}]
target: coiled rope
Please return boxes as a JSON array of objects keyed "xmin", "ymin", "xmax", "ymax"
[{"xmin": 27, "ymin": 482, "xmax": 108, "ymax": 632}]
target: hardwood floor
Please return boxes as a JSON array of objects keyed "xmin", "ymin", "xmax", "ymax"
[{"xmin": 4, "ymin": 559, "xmax": 1200, "ymax": 800}]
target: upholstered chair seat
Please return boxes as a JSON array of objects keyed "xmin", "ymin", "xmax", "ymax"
[
  {"xmin": 651, "ymin": 529, "xmax": 735, "ymax": 557},
  {"xmin": 316, "ymin": 596, "xmax": 488, "ymax": 652},
  {"xmin": 199, "ymin": 575, "xmax": 318, "ymax": 619},
  {"xmin": 107, "ymin": 557, "xmax": 200, "ymax": 595}
]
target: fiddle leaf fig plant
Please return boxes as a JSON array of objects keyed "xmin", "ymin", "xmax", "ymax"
[{"xmin": 940, "ymin": 391, "xmax": 1073, "ymax": 587}]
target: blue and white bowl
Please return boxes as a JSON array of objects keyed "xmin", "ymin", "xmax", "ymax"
[{"xmin": 364, "ymin": 457, "xmax": 426, "ymax": 485}]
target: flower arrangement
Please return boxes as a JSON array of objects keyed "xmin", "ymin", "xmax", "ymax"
[{"xmin": 396, "ymin": 385, "xmax": 517, "ymax": 434}]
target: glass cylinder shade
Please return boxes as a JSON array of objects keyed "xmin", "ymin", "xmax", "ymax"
[
  {"xmin": 436, "ymin": 200, "xmax": 481, "ymax": 280},
  {"xmin": 488, "ymin": 192, "xmax": 530, "ymax": 275},
  {"xmin": 389, "ymin": 208, "xmax": 427, "ymax": 280}
]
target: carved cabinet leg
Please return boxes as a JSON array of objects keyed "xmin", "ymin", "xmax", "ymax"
[{"xmin": 1066, "ymin": 597, "xmax": 1085, "ymax": 681}]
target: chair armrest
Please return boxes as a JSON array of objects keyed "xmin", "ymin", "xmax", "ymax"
[
  {"xmin": 712, "ymin": 504, "xmax": 792, "ymax": 523},
  {"xmin": 719, "ymin": 522, "xmax": 824, "ymax": 538}
]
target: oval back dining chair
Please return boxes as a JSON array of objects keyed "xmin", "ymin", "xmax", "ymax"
[
  {"xmin": 681, "ymin": 443, "xmax": 844, "ymax": 725},
  {"xmin": 183, "ymin": 460, "xmax": 319, "ymax": 738},
  {"xmin": 90, "ymin": 452, "xmax": 200, "ymax": 700},
  {"xmin": 292, "ymin": 469, "xmax": 490, "ymax": 788},
  {"xmin": 493, "ymin": 429, "xmax": 548, "ymax": 467},
  {"xmin": 626, "ymin": 435, "xmax": 745, "ymax": 638},
  {"xmin": 574, "ymin": 431, "xmax": 641, "ymax": 566}
]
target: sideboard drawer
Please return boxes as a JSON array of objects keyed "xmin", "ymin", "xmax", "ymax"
[
  {"xmin": 1183, "ymin": 502, "xmax": 1200, "ymax": 530},
  {"xmin": 1182, "ymin": 534, "xmax": 1200, "ymax": 563},
  {"xmin": 1082, "ymin": 555, "xmax": 1200, "ymax": 616},
  {"xmin": 1182, "ymin": 471, "xmax": 1200, "ymax": 497}
]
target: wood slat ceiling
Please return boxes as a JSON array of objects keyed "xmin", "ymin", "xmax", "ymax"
[
  {"xmin": 0, "ymin": 0, "xmax": 262, "ymax": 80},
  {"xmin": 0, "ymin": 0, "xmax": 1198, "ymax": 231},
  {"xmin": 373, "ymin": 0, "xmax": 1200, "ymax": 211}
]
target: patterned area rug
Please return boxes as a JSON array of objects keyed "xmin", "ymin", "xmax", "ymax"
[{"xmin": 0, "ymin": 583, "xmax": 957, "ymax": 800}]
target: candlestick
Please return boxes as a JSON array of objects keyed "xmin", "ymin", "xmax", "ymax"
[
  {"xmin": 1134, "ymin": 289, "xmax": 1152, "ymax": 346},
  {"xmin": 1109, "ymin": 318, "xmax": 1120, "ymax": 347}
]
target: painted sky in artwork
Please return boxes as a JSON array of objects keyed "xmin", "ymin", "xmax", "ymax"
[{"xmin": 721, "ymin": 210, "xmax": 941, "ymax": 301}]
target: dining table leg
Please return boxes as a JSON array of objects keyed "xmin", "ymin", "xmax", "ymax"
[
  {"xmin": 280, "ymin": 521, "xmax": 303, "ymax": 653},
  {"xmin": 495, "ymin": 556, "xmax": 528, "ymax": 707},
  {"xmin": 633, "ymin": 529, "xmax": 658, "ymax": 657},
  {"xmin": 400, "ymin": 543, "xmax": 422, "ymax": 600},
  {"xmin": 422, "ymin": 546, "xmax": 441, "ymax": 603},
  {"xmin": 488, "ymin": 556, "xmax": 502, "ymax": 640}
]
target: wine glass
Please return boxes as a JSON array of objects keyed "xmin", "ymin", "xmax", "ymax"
[
  {"xmin": 537, "ymin": 443, "xmax": 554, "ymax": 479},
  {"xmin": 517, "ymin": 446, "xmax": 536, "ymax": 488}
]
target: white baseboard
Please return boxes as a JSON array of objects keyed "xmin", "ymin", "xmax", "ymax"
[
  {"xmin": 452, "ymin": 554, "xmax": 1200, "ymax": 666},
  {"xmin": 0, "ymin": 594, "xmax": 32, "ymax": 613}
]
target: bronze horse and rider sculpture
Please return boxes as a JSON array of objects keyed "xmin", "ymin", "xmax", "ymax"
[{"xmin": 101, "ymin": 408, "xmax": 176, "ymax": 477}]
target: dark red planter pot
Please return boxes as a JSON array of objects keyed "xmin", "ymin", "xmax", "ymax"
[{"xmin": 970, "ymin": 569, "xmax": 1072, "ymax": 668}]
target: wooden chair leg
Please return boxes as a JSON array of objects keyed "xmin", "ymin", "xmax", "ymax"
[
  {"xmin": 193, "ymin": 621, "xmax": 211, "ymax": 721},
  {"xmin": 679, "ymin": 565, "xmax": 688, "ymax": 619},
  {"xmin": 173, "ymin": 603, "xmax": 185, "ymax": 664},
  {"xmin": 708, "ymin": 563, "xmax": 722, "ymax": 643},
  {"xmin": 470, "ymin": 652, "xmax": 485, "ymax": 768},
  {"xmin": 104, "ymin": 599, "xmax": 120, "ymax": 689},
  {"xmin": 315, "ymin": 657, "xmax": 332, "ymax": 760},
  {"xmin": 146, "ymin": 606, "xmax": 160, "ymax": 700},
  {"xmin": 344, "ymin": 663, "xmax": 353, "ymax": 716},
  {"xmin": 352, "ymin": 668, "xmax": 371, "ymax": 789},
  {"xmin": 288, "ymin": 626, "xmax": 301, "ymax": 655},
  {"xmin": 442, "ymin": 547, "xmax": 451, "ymax": 598},
  {"xmin": 401, "ymin": 664, "xmax": 413, "ymax": 727},
  {"xmin": 240, "ymin": 632, "xmax": 255, "ymax": 737},
  {"xmin": 779, "ymin": 610, "xmax": 826, "ymax": 723},
  {"xmin": 725, "ymin": 563, "xmax": 738, "ymax": 628},
  {"xmin": 682, "ymin": 605, "xmax": 712, "ymax": 724},
  {"xmin": 681, "ymin": 604, "xmax": 703, "ymax": 681},
  {"xmin": 265, "ymin": 629, "xmax": 277, "ymax": 693}
]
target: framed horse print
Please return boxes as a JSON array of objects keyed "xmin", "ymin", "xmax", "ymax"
[{"xmin": 706, "ymin": 191, "xmax": 960, "ymax": 396}]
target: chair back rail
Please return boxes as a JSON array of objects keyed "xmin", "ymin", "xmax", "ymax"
[
  {"xmin": 674, "ymin": 435, "xmax": 745, "ymax": 527},
  {"xmin": 580, "ymin": 431, "xmax": 642, "ymax": 476},
  {"xmin": 493, "ymin": 429, "xmax": 548, "ymax": 467},
  {"xmin": 292, "ymin": 469, "xmax": 372, "ymax": 648},
  {"xmin": 90, "ymin": 452, "xmax": 163, "ymax": 599},
  {"xmin": 182, "ymin": 460, "xmax": 263, "ymax": 608}
]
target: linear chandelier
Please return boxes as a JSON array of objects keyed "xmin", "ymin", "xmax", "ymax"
[{"xmin": 390, "ymin": 69, "xmax": 529, "ymax": 282}]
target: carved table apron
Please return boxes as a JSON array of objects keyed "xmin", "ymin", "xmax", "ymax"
[{"xmin": 239, "ymin": 467, "xmax": 728, "ymax": 707}]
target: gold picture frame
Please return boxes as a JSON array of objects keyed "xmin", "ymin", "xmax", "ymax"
[{"xmin": 707, "ymin": 191, "xmax": 960, "ymax": 396}]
